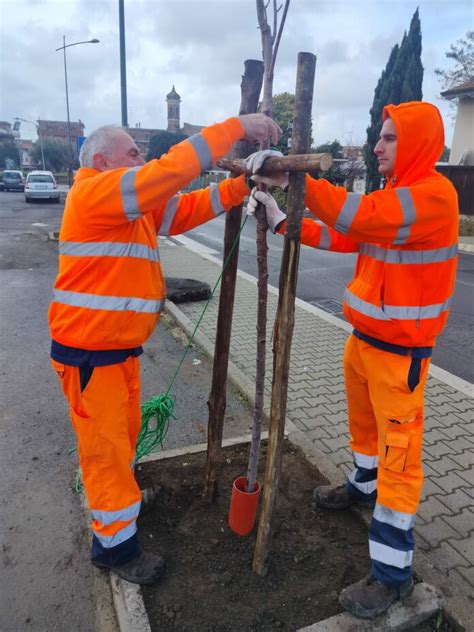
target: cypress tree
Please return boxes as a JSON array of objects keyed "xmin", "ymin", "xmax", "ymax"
[{"xmin": 365, "ymin": 8, "xmax": 424, "ymax": 191}]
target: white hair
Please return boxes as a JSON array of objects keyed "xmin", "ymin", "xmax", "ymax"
[{"xmin": 79, "ymin": 125, "xmax": 123, "ymax": 168}]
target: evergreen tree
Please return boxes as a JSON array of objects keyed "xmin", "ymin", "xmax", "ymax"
[
  {"xmin": 146, "ymin": 131, "xmax": 187, "ymax": 161},
  {"xmin": 271, "ymin": 92, "xmax": 295, "ymax": 154},
  {"xmin": 365, "ymin": 8, "xmax": 423, "ymax": 191}
]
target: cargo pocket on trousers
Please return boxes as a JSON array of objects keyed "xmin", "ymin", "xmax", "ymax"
[
  {"xmin": 383, "ymin": 430, "xmax": 410, "ymax": 473},
  {"xmin": 70, "ymin": 409, "xmax": 101, "ymax": 459}
]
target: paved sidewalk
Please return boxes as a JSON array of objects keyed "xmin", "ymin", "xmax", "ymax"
[{"xmin": 160, "ymin": 235, "xmax": 474, "ymax": 629}]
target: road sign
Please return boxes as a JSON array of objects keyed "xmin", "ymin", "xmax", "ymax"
[{"xmin": 76, "ymin": 136, "xmax": 86, "ymax": 153}]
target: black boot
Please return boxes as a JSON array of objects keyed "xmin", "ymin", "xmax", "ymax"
[
  {"xmin": 313, "ymin": 483, "xmax": 376, "ymax": 510},
  {"xmin": 339, "ymin": 574, "xmax": 414, "ymax": 619},
  {"xmin": 93, "ymin": 550, "xmax": 166, "ymax": 585}
]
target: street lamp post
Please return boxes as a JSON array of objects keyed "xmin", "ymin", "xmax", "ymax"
[
  {"xmin": 14, "ymin": 117, "xmax": 45, "ymax": 170},
  {"xmin": 56, "ymin": 36, "xmax": 99, "ymax": 186}
]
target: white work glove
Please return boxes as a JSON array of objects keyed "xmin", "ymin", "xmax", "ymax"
[
  {"xmin": 246, "ymin": 188, "xmax": 287, "ymax": 234},
  {"xmin": 245, "ymin": 149, "xmax": 290, "ymax": 189},
  {"xmin": 237, "ymin": 114, "xmax": 282, "ymax": 146}
]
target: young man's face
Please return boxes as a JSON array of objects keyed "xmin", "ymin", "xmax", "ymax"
[
  {"xmin": 94, "ymin": 131, "xmax": 145, "ymax": 171},
  {"xmin": 374, "ymin": 117, "xmax": 397, "ymax": 177}
]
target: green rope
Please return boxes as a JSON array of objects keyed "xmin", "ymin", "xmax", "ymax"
[{"xmin": 134, "ymin": 214, "xmax": 249, "ymax": 460}]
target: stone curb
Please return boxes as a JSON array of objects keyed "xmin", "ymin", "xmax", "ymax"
[
  {"xmin": 459, "ymin": 241, "xmax": 474, "ymax": 254},
  {"xmin": 110, "ymin": 573, "xmax": 152, "ymax": 632},
  {"xmin": 299, "ymin": 582, "xmax": 441, "ymax": 631}
]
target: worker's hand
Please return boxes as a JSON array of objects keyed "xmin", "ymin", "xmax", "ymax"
[
  {"xmin": 245, "ymin": 149, "xmax": 290, "ymax": 189},
  {"xmin": 237, "ymin": 114, "xmax": 282, "ymax": 146},
  {"xmin": 245, "ymin": 149, "xmax": 282, "ymax": 174},
  {"xmin": 246, "ymin": 188, "xmax": 287, "ymax": 234}
]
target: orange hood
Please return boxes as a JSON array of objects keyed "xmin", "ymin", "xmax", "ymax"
[{"xmin": 383, "ymin": 101, "xmax": 445, "ymax": 188}]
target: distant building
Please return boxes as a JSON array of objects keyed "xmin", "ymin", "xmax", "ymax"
[
  {"xmin": 0, "ymin": 121, "xmax": 14, "ymax": 139},
  {"xmin": 441, "ymin": 79, "xmax": 474, "ymax": 166},
  {"xmin": 18, "ymin": 139, "xmax": 34, "ymax": 167},
  {"xmin": 127, "ymin": 86, "xmax": 203, "ymax": 156},
  {"xmin": 342, "ymin": 145, "xmax": 364, "ymax": 161},
  {"xmin": 37, "ymin": 119, "xmax": 85, "ymax": 146}
]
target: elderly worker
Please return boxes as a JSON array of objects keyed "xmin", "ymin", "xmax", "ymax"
[
  {"xmin": 247, "ymin": 101, "xmax": 458, "ymax": 619},
  {"xmin": 49, "ymin": 113, "xmax": 280, "ymax": 584}
]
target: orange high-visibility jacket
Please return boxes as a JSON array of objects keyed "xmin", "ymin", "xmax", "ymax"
[
  {"xmin": 298, "ymin": 102, "xmax": 459, "ymax": 347},
  {"xmin": 48, "ymin": 117, "xmax": 248, "ymax": 350}
]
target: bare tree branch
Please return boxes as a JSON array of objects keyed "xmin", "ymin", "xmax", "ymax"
[
  {"xmin": 272, "ymin": 0, "xmax": 277, "ymax": 45},
  {"xmin": 270, "ymin": 0, "xmax": 290, "ymax": 78}
]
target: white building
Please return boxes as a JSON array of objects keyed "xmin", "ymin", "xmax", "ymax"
[{"xmin": 441, "ymin": 80, "xmax": 474, "ymax": 165}]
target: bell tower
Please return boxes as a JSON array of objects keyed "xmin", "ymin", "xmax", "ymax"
[{"xmin": 166, "ymin": 86, "xmax": 181, "ymax": 133}]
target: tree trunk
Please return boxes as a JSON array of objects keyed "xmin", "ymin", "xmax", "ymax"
[
  {"xmin": 253, "ymin": 52, "xmax": 316, "ymax": 575},
  {"xmin": 204, "ymin": 60, "xmax": 264, "ymax": 503}
]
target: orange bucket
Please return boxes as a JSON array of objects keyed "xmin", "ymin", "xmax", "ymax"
[{"xmin": 228, "ymin": 476, "xmax": 261, "ymax": 536}]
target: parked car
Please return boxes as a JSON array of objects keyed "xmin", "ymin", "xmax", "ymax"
[
  {"xmin": 24, "ymin": 171, "xmax": 60, "ymax": 203},
  {"xmin": 3, "ymin": 170, "xmax": 25, "ymax": 191},
  {"xmin": 0, "ymin": 173, "xmax": 4, "ymax": 191}
]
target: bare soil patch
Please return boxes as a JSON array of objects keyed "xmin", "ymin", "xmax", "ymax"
[{"xmin": 136, "ymin": 439, "xmax": 372, "ymax": 631}]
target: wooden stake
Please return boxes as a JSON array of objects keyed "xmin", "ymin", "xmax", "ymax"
[
  {"xmin": 204, "ymin": 60, "xmax": 264, "ymax": 503},
  {"xmin": 217, "ymin": 152, "xmax": 333, "ymax": 175},
  {"xmin": 253, "ymin": 52, "xmax": 316, "ymax": 575}
]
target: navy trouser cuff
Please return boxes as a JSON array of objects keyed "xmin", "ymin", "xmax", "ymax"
[{"xmin": 92, "ymin": 533, "xmax": 140, "ymax": 567}]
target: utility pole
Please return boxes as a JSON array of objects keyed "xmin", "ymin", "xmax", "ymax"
[{"xmin": 119, "ymin": 0, "xmax": 128, "ymax": 127}]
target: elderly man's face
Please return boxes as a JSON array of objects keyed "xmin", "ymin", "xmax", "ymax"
[
  {"xmin": 95, "ymin": 131, "xmax": 145, "ymax": 171},
  {"xmin": 374, "ymin": 117, "xmax": 397, "ymax": 177}
]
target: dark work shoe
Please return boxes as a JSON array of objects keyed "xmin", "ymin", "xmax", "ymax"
[
  {"xmin": 339, "ymin": 574, "xmax": 414, "ymax": 619},
  {"xmin": 313, "ymin": 483, "xmax": 376, "ymax": 510},
  {"xmin": 93, "ymin": 550, "xmax": 166, "ymax": 585},
  {"xmin": 140, "ymin": 486, "xmax": 161, "ymax": 516}
]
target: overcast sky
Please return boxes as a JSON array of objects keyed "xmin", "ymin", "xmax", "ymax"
[{"xmin": 1, "ymin": 0, "xmax": 471, "ymax": 148}]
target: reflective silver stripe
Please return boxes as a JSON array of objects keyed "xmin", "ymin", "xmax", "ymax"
[
  {"xmin": 348, "ymin": 470, "xmax": 377, "ymax": 495},
  {"xmin": 344, "ymin": 288, "xmax": 452, "ymax": 321},
  {"xmin": 188, "ymin": 133, "xmax": 213, "ymax": 172},
  {"xmin": 393, "ymin": 188, "xmax": 416, "ymax": 245},
  {"xmin": 360, "ymin": 243, "xmax": 458, "ymax": 264},
  {"xmin": 373, "ymin": 504, "xmax": 416, "ymax": 530},
  {"xmin": 344, "ymin": 288, "xmax": 391, "ymax": 321},
  {"xmin": 369, "ymin": 540, "xmax": 413, "ymax": 569},
  {"xmin": 319, "ymin": 225, "xmax": 332, "ymax": 250},
  {"xmin": 353, "ymin": 451, "xmax": 379, "ymax": 469},
  {"xmin": 159, "ymin": 196, "xmax": 179, "ymax": 236},
  {"xmin": 91, "ymin": 500, "xmax": 141, "ymax": 527},
  {"xmin": 384, "ymin": 297, "xmax": 452, "ymax": 320},
  {"xmin": 59, "ymin": 241, "xmax": 160, "ymax": 262},
  {"xmin": 92, "ymin": 521, "xmax": 137, "ymax": 549},
  {"xmin": 334, "ymin": 192, "xmax": 362, "ymax": 234},
  {"xmin": 120, "ymin": 167, "xmax": 141, "ymax": 220},
  {"xmin": 209, "ymin": 183, "xmax": 225, "ymax": 216},
  {"xmin": 53, "ymin": 289, "xmax": 164, "ymax": 313}
]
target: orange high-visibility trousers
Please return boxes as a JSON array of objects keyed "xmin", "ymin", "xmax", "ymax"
[
  {"xmin": 51, "ymin": 356, "xmax": 142, "ymax": 563},
  {"xmin": 343, "ymin": 334, "xmax": 430, "ymax": 585}
]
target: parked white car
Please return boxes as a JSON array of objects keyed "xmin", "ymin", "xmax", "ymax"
[{"xmin": 25, "ymin": 171, "xmax": 60, "ymax": 203}]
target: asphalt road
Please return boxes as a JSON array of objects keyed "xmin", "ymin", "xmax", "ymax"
[{"xmin": 187, "ymin": 213, "xmax": 474, "ymax": 384}]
